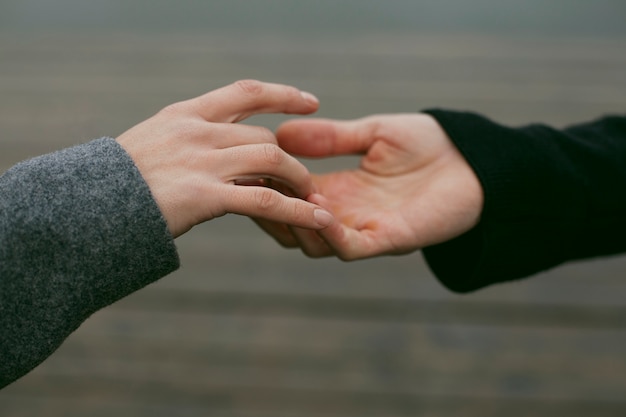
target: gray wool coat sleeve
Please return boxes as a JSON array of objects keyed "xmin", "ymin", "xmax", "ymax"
[{"xmin": 0, "ymin": 137, "xmax": 180, "ymax": 388}]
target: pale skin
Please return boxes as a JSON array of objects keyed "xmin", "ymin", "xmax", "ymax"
[
  {"xmin": 256, "ymin": 113, "xmax": 485, "ymax": 260},
  {"xmin": 116, "ymin": 80, "xmax": 334, "ymax": 238}
]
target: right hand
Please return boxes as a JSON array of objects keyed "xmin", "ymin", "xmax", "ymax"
[
  {"xmin": 116, "ymin": 80, "xmax": 334, "ymax": 238},
  {"xmin": 256, "ymin": 113, "xmax": 484, "ymax": 259}
]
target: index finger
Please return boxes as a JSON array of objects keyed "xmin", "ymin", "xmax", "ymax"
[{"xmin": 186, "ymin": 80, "xmax": 319, "ymax": 123}]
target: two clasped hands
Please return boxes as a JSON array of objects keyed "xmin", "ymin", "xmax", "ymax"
[{"xmin": 117, "ymin": 80, "xmax": 484, "ymax": 259}]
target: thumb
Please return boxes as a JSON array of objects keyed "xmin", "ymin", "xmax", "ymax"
[{"xmin": 276, "ymin": 118, "xmax": 379, "ymax": 157}]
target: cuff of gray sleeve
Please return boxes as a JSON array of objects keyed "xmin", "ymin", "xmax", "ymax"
[
  {"xmin": 1, "ymin": 137, "xmax": 180, "ymax": 317},
  {"xmin": 73, "ymin": 137, "xmax": 181, "ymax": 302},
  {"xmin": 0, "ymin": 137, "xmax": 179, "ymax": 387}
]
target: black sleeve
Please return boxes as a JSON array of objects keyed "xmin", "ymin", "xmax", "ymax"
[{"xmin": 421, "ymin": 109, "xmax": 626, "ymax": 293}]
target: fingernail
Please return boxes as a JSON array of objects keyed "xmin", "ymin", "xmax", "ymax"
[
  {"xmin": 314, "ymin": 209, "xmax": 334, "ymax": 227},
  {"xmin": 301, "ymin": 91, "xmax": 319, "ymax": 105}
]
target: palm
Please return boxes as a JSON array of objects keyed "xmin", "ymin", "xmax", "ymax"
[
  {"xmin": 314, "ymin": 134, "xmax": 476, "ymax": 254},
  {"xmin": 266, "ymin": 114, "xmax": 483, "ymax": 259},
  {"xmin": 311, "ymin": 168, "xmax": 422, "ymax": 252}
]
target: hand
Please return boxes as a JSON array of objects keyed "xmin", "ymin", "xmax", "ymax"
[
  {"xmin": 256, "ymin": 113, "xmax": 484, "ymax": 259},
  {"xmin": 116, "ymin": 80, "xmax": 334, "ymax": 238}
]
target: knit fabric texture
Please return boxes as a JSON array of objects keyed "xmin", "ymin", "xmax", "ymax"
[
  {"xmin": 421, "ymin": 110, "xmax": 626, "ymax": 293},
  {"xmin": 0, "ymin": 138, "xmax": 180, "ymax": 387}
]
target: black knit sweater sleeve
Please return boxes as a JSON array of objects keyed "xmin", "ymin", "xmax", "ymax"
[{"xmin": 421, "ymin": 110, "xmax": 626, "ymax": 293}]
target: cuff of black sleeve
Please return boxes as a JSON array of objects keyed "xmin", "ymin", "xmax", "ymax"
[{"xmin": 421, "ymin": 109, "xmax": 584, "ymax": 292}]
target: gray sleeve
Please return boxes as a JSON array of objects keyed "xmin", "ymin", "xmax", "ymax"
[{"xmin": 0, "ymin": 137, "xmax": 180, "ymax": 387}]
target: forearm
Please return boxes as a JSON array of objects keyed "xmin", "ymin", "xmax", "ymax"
[
  {"xmin": 422, "ymin": 110, "xmax": 626, "ymax": 292},
  {"xmin": 0, "ymin": 138, "xmax": 179, "ymax": 387}
]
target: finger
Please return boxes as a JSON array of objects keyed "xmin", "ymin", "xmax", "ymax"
[
  {"xmin": 315, "ymin": 222, "xmax": 373, "ymax": 260},
  {"xmin": 205, "ymin": 124, "xmax": 278, "ymax": 149},
  {"xmin": 222, "ymin": 186, "xmax": 334, "ymax": 230},
  {"xmin": 252, "ymin": 218, "xmax": 300, "ymax": 248},
  {"xmin": 288, "ymin": 225, "xmax": 334, "ymax": 258},
  {"xmin": 187, "ymin": 80, "xmax": 319, "ymax": 123},
  {"xmin": 275, "ymin": 117, "xmax": 381, "ymax": 157},
  {"xmin": 306, "ymin": 193, "xmax": 382, "ymax": 261},
  {"xmin": 217, "ymin": 143, "xmax": 314, "ymax": 198},
  {"xmin": 284, "ymin": 192, "xmax": 350, "ymax": 259}
]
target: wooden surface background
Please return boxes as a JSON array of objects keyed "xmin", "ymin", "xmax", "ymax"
[{"xmin": 1, "ymin": 25, "xmax": 626, "ymax": 417}]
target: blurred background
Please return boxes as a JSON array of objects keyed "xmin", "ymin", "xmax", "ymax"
[{"xmin": 1, "ymin": 1, "xmax": 626, "ymax": 416}]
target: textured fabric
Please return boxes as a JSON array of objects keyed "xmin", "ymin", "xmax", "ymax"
[
  {"xmin": 421, "ymin": 110, "xmax": 626, "ymax": 293},
  {"xmin": 0, "ymin": 138, "xmax": 180, "ymax": 387}
]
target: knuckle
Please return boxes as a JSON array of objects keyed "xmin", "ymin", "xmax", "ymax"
[
  {"xmin": 283, "ymin": 85, "xmax": 301, "ymax": 102},
  {"xmin": 288, "ymin": 200, "xmax": 308, "ymax": 223},
  {"xmin": 254, "ymin": 188, "xmax": 279, "ymax": 211},
  {"xmin": 233, "ymin": 79, "xmax": 264, "ymax": 96},
  {"xmin": 159, "ymin": 101, "xmax": 188, "ymax": 116},
  {"xmin": 262, "ymin": 143, "xmax": 285, "ymax": 166}
]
